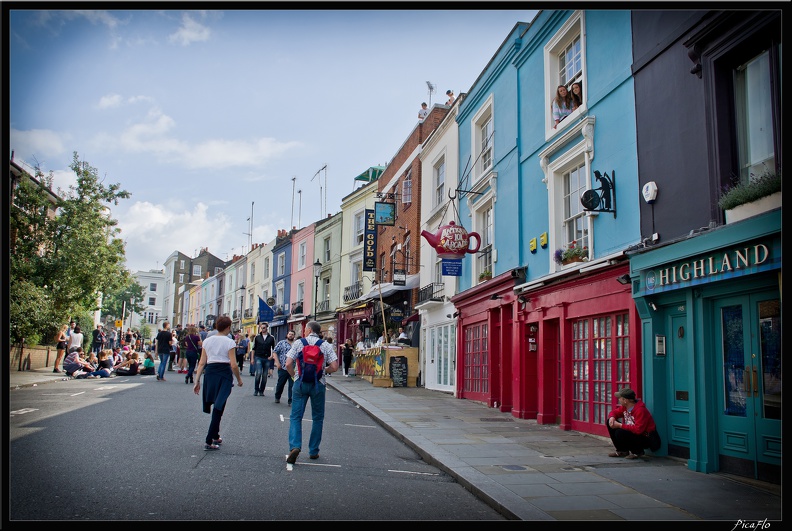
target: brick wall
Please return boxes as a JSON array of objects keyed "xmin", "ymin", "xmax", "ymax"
[{"xmin": 9, "ymin": 344, "xmax": 56, "ymax": 371}]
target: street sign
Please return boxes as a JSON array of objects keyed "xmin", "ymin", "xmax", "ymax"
[
  {"xmin": 114, "ymin": 320, "xmax": 123, "ymax": 328},
  {"xmin": 442, "ymin": 259, "xmax": 462, "ymax": 276}
]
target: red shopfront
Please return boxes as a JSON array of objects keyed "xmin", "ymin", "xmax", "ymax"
[
  {"xmin": 336, "ymin": 302, "xmax": 375, "ymax": 350},
  {"xmin": 452, "ymin": 263, "xmax": 640, "ymax": 438}
]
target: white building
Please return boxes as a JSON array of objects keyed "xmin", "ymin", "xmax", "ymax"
[{"xmin": 130, "ymin": 269, "xmax": 166, "ymax": 341}]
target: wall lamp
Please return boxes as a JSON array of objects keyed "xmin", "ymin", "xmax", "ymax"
[
  {"xmin": 649, "ymin": 302, "xmax": 658, "ymax": 311},
  {"xmin": 490, "ymin": 294, "xmax": 503, "ymax": 300},
  {"xmin": 616, "ymin": 274, "xmax": 631, "ymax": 285},
  {"xmin": 518, "ymin": 296, "xmax": 530, "ymax": 305},
  {"xmin": 446, "ymin": 311, "xmax": 460, "ymax": 319}
]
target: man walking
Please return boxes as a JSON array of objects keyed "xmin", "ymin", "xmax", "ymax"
[
  {"xmin": 251, "ymin": 323, "xmax": 275, "ymax": 396},
  {"xmin": 285, "ymin": 321, "xmax": 338, "ymax": 464},
  {"xmin": 236, "ymin": 333, "xmax": 250, "ymax": 375},
  {"xmin": 273, "ymin": 329, "xmax": 296, "ymax": 405},
  {"xmin": 155, "ymin": 322, "xmax": 173, "ymax": 382}
]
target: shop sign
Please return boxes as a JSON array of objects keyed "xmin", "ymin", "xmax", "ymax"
[{"xmin": 363, "ymin": 209, "xmax": 377, "ymax": 271}]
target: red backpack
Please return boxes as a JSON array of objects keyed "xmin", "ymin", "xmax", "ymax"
[{"xmin": 298, "ymin": 338, "xmax": 324, "ymax": 383}]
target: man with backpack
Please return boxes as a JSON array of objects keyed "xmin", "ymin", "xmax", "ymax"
[{"xmin": 284, "ymin": 321, "xmax": 338, "ymax": 465}]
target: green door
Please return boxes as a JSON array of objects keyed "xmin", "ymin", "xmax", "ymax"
[{"xmin": 715, "ymin": 292, "xmax": 781, "ymax": 481}]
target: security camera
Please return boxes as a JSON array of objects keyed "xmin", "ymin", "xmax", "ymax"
[{"xmin": 642, "ymin": 181, "xmax": 658, "ymax": 204}]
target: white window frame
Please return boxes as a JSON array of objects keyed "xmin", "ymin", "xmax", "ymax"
[
  {"xmin": 471, "ymin": 94, "xmax": 494, "ymax": 183},
  {"xmin": 149, "ymin": 283, "xmax": 157, "ymax": 292},
  {"xmin": 250, "ymin": 263, "xmax": 255, "ymax": 283},
  {"xmin": 298, "ymin": 241, "xmax": 307, "ymax": 269},
  {"xmin": 434, "ymin": 156, "xmax": 446, "ymax": 208},
  {"xmin": 351, "ymin": 260, "xmax": 362, "ymax": 285},
  {"xmin": 323, "ymin": 237, "xmax": 331, "ymax": 262},
  {"xmin": 354, "ymin": 210, "xmax": 365, "ymax": 246},
  {"xmin": 178, "ymin": 273, "xmax": 184, "ymax": 283},
  {"xmin": 264, "ymin": 257, "xmax": 270, "ymax": 278},
  {"xmin": 276, "ymin": 282, "xmax": 285, "ymax": 308},
  {"xmin": 469, "ymin": 185, "xmax": 496, "ymax": 283},
  {"xmin": 192, "ymin": 264, "xmax": 202, "ymax": 277},
  {"xmin": 544, "ymin": 10, "xmax": 587, "ymax": 137},
  {"xmin": 402, "ymin": 170, "xmax": 412, "ymax": 204},
  {"xmin": 180, "ymin": 260, "xmax": 185, "ymax": 270},
  {"xmin": 148, "ymin": 297, "xmax": 156, "ymax": 306},
  {"xmin": 297, "ymin": 281, "xmax": 305, "ymax": 305},
  {"xmin": 277, "ymin": 253, "xmax": 286, "ymax": 276}
]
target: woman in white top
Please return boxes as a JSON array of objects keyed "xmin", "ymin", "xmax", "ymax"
[
  {"xmin": 193, "ymin": 315, "xmax": 243, "ymax": 451},
  {"xmin": 67, "ymin": 325, "xmax": 84, "ymax": 353}
]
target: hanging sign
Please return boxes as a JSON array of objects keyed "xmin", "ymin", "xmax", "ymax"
[
  {"xmin": 393, "ymin": 269, "xmax": 406, "ymax": 286},
  {"xmin": 442, "ymin": 259, "xmax": 462, "ymax": 276},
  {"xmin": 421, "ymin": 221, "xmax": 481, "ymax": 259},
  {"xmin": 363, "ymin": 209, "xmax": 377, "ymax": 271}
]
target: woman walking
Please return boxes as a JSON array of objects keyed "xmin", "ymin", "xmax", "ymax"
[
  {"xmin": 183, "ymin": 325, "xmax": 203, "ymax": 384},
  {"xmin": 193, "ymin": 315, "xmax": 243, "ymax": 451},
  {"xmin": 53, "ymin": 324, "xmax": 69, "ymax": 373}
]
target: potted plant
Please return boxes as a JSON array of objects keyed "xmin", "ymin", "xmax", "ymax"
[
  {"xmin": 718, "ymin": 171, "xmax": 781, "ymax": 224},
  {"xmin": 554, "ymin": 240, "xmax": 589, "ymax": 265},
  {"xmin": 478, "ymin": 269, "xmax": 492, "ymax": 281}
]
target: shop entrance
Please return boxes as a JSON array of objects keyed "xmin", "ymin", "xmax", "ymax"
[{"xmin": 714, "ymin": 291, "xmax": 781, "ymax": 483}]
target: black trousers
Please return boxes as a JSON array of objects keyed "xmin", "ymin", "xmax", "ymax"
[
  {"xmin": 274, "ymin": 368, "xmax": 294, "ymax": 401},
  {"xmin": 606, "ymin": 421, "xmax": 650, "ymax": 455}
]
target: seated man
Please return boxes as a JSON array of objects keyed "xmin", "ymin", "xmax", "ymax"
[
  {"xmin": 63, "ymin": 347, "xmax": 94, "ymax": 376},
  {"xmin": 606, "ymin": 387, "xmax": 657, "ymax": 459}
]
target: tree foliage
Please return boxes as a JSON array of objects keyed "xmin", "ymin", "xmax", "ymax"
[
  {"xmin": 101, "ymin": 273, "xmax": 147, "ymax": 320},
  {"xmin": 9, "ymin": 152, "xmax": 131, "ymax": 345}
]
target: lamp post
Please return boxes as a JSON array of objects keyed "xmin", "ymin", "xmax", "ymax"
[
  {"xmin": 313, "ymin": 259, "xmax": 322, "ymax": 319},
  {"xmin": 238, "ymin": 285, "xmax": 245, "ymax": 333}
]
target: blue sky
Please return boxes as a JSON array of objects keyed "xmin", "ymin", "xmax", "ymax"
[{"xmin": 8, "ymin": 8, "xmax": 537, "ymax": 272}]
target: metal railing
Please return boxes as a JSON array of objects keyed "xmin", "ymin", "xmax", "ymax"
[
  {"xmin": 343, "ymin": 281, "xmax": 363, "ymax": 303},
  {"xmin": 316, "ymin": 299, "xmax": 331, "ymax": 313},
  {"xmin": 417, "ymin": 282, "xmax": 445, "ymax": 304}
]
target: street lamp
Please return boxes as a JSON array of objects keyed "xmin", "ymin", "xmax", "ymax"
[
  {"xmin": 313, "ymin": 259, "xmax": 322, "ymax": 318},
  {"xmin": 238, "ymin": 285, "xmax": 246, "ymax": 332}
]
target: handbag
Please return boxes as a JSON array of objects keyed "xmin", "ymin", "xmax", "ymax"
[{"xmin": 647, "ymin": 429, "xmax": 662, "ymax": 452}]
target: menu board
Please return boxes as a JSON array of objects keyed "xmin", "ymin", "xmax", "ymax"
[{"xmin": 389, "ymin": 356, "xmax": 408, "ymax": 387}]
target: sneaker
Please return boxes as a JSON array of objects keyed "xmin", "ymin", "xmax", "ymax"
[
  {"xmin": 275, "ymin": 399, "xmax": 280, "ymax": 404},
  {"xmin": 286, "ymin": 448, "xmax": 300, "ymax": 464},
  {"xmin": 254, "ymin": 392, "xmax": 259, "ymax": 396},
  {"xmin": 309, "ymin": 453, "xmax": 319, "ymax": 460},
  {"xmin": 608, "ymin": 451, "xmax": 629, "ymax": 458}
]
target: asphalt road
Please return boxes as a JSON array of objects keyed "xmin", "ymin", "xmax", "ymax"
[{"xmin": 8, "ymin": 372, "xmax": 507, "ymax": 521}]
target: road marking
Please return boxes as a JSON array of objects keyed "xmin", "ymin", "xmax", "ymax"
[
  {"xmin": 10, "ymin": 408, "xmax": 38, "ymax": 415},
  {"xmin": 302, "ymin": 462, "xmax": 341, "ymax": 468},
  {"xmin": 70, "ymin": 391, "xmax": 86, "ymax": 397},
  {"xmin": 388, "ymin": 469, "xmax": 440, "ymax": 476},
  {"xmin": 344, "ymin": 423, "xmax": 376, "ymax": 428},
  {"xmin": 94, "ymin": 386, "xmax": 118, "ymax": 390}
]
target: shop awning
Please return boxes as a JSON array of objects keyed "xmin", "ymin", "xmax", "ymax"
[
  {"xmin": 403, "ymin": 313, "xmax": 419, "ymax": 323},
  {"xmin": 361, "ymin": 274, "xmax": 420, "ymax": 300}
]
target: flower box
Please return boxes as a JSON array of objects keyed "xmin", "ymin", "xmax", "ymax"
[{"xmin": 724, "ymin": 191, "xmax": 781, "ymax": 224}]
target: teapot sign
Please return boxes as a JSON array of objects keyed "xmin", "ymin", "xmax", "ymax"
[{"xmin": 421, "ymin": 221, "xmax": 481, "ymax": 259}]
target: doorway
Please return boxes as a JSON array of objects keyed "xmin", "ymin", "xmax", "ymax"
[{"xmin": 714, "ymin": 291, "xmax": 781, "ymax": 483}]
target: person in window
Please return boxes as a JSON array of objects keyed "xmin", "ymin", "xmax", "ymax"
[
  {"xmin": 552, "ymin": 85, "xmax": 574, "ymax": 128},
  {"xmin": 570, "ymin": 81, "xmax": 582, "ymax": 110}
]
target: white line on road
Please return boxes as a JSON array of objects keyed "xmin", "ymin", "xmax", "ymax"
[
  {"xmin": 344, "ymin": 423, "xmax": 376, "ymax": 428},
  {"xmin": 388, "ymin": 469, "xmax": 440, "ymax": 476},
  {"xmin": 10, "ymin": 408, "xmax": 38, "ymax": 415},
  {"xmin": 70, "ymin": 391, "xmax": 86, "ymax": 397}
]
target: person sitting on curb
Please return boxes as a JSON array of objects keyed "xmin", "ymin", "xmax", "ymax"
[
  {"xmin": 606, "ymin": 387, "xmax": 657, "ymax": 459},
  {"xmin": 63, "ymin": 347, "xmax": 95, "ymax": 377}
]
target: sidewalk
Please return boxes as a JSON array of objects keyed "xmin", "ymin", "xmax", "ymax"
[{"xmin": 9, "ymin": 368, "xmax": 782, "ymax": 522}]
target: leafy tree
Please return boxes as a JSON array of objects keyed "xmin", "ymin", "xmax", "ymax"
[
  {"xmin": 101, "ymin": 274, "xmax": 146, "ymax": 320},
  {"xmin": 9, "ymin": 152, "xmax": 131, "ymax": 345}
]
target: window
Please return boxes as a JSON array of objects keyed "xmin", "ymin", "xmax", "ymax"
[
  {"xmin": 322, "ymin": 277, "xmax": 330, "ymax": 302},
  {"xmin": 178, "ymin": 273, "xmax": 184, "ymax": 283},
  {"xmin": 462, "ymin": 323, "xmax": 489, "ymax": 394},
  {"xmin": 380, "ymin": 252, "xmax": 386, "ymax": 283},
  {"xmin": 180, "ymin": 260, "xmax": 185, "ymax": 270},
  {"xmin": 434, "ymin": 157, "xmax": 446, "ymax": 208},
  {"xmin": 404, "ymin": 235, "xmax": 412, "ymax": 273},
  {"xmin": 276, "ymin": 284, "xmax": 285, "ymax": 307},
  {"xmin": 476, "ymin": 205, "xmax": 494, "ymax": 279},
  {"xmin": 298, "ymin": 242, "xmax": 307, "ymax": 269},
  {"xmin": 250, "ymin": 263, "xmax": 255, "ymax": 283},
  {"xmin": 545, "ymin": 11, "xmax": 586, "ymax": 132},
  {"xmin": 149, "ymin": 283, "xmax": 157, "ymax": 292},
  {"xmin": 264, "ymin": 257, "xmax": 270, "ymax": 278},
  {"xmin": 354, "ymin": 211, "xmax": 365, "ymax": 245},
  {"xmin": 562, "ymin": 162, "xmax": 589, "ymax": 252},
  {"xmin": 402, "ymin": 170, "xmax": 412, "ymax": 204},
  {"xmin": 297, "ymin": 282, "xmax": 305, "ymax": 305},
  {"xmin": 324, "ymin": 237, "xmax": 331, "ymax": 262},
  {"xmin": 734, "ymin": 50, "xmax": 777, "ymax": 181},
  {"xmin": 277, "ymin": 253, "xmax": 285, "ymax": 276},
  {"xmin": 434, "ymin": 255, "xmax": 443, "ymax": 285},
  {"xmin": 352, "ymin": 260, "xmax": 362, "ymax": 284},
  {"xmin": 214, "ymin": 267, "xmax": 222, "ymax": 275},
  {"xmin": 471, "ymin": 95, "xmax": 494, "ymax": 182},
  {"xmin": 193, "ymin": 264, "xmax": 202, "ymax": 277},
  {"xmin": 148, "ymin": 297, "xmax": 156, "ymax": 306}
]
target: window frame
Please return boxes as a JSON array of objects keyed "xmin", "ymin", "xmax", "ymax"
[
  {"xmin": 149, "ymin": 283, "xmax": 157, "ymax": 292},
  {"xmin": 471, "ymin": 94, "xmax": 495, "ymax": 184},
  {"xmin": 298, "ymin": 241, "xmax": 307, "ymax": 270},
  {"xmin": 354, "ymin": 210, "xmax": 365, "ymax": 246},
  {"xmin": 544, "ymin": 10, "xmax": 587, "ymax": 137},
  {"xmin": 434, "ymin": 156, "xmax": 446, "ymax": 209}
]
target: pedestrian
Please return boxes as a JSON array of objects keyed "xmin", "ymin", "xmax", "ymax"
[
  {"xmin": 53, "ymin": 324, "xmax": 69, "ymax": 373},
  {"xmin": 183, "ymin": 325, "xmax": 203, "ymax": 385},
  {"xmin": 445, "ymin": 89, "xmax": 455, "ymax": 105},
  {"xmin": 251, "ymin": 323, "xmax": 276, "ymax": 396},
  {"xmin": 108, "ymin": 327, "xmax": 117, "ymax": 349},
  {"xmin": 91, "ymin": 324, "xmax": 105, "ymax": 355},
  {"xmin": 235, "ymin": 333, "xmax": 249, "ymax": 375},
  {"xmin": 155, "ymin": 322, "xmax": 172, "ymax": 381},
  {"xmin": 606, "ymin": 388, "xmax": 658, "ymax": 459},
  {"xmin": 273, "ymin": 329, "xmax": 296, "ymax": 405},
  {"xmin": 168, "ymin": 329, "xmax": 179, "ymax": 372},
  {"xmin": 341, "ymin": 338, "xmax": 354, "ymax": 377},
  {"xmin": 199, "ymin": 324, "xmax": 208, "ymax": 342},
  {"xmin": 124, "ymin": 328, "xmax": 133, "ymax": 348},
  {"xmin": 284, "ymin": 321, "xmax": 339, "ymax": 464},
  {"xmin": 67, "ymin": 325, "xmax": 84, "ymax": 354},
  {"xmin": 418, "ymin": 102, "xmax": 429, "ymax": 121},
  {"xmin": 193, "ymin": 315, "xmax": 243, "ymax": 451}
]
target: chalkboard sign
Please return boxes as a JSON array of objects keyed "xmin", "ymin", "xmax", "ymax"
[{"xmin": 389, "ymin": 356, "xmax": 408, "ymax": 387}]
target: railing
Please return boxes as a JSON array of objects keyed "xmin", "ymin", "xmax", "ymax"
[
  {"xmin": 417, "ymin": 282, "xmax": 445, "ymax": 304},
  {"xmin": 316, "ymin": 299, "xmax": 331, "ymax": 313},
  {"xmin": 343, "ymin": 281, "xmax": 363, "ymax": 303},
  {"xmin": 291, "ymin": 301, "xmax": 304, "ymax": 314}
]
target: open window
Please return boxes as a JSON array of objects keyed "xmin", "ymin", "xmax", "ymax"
[{"xmin": 544, "ymin": 11, "xmax": 586, "ymax": 136}]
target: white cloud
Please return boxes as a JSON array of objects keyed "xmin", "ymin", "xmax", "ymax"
[
  {"xmin": 169, "ymin": 13, "xmax": 211, "ymax": 46},
  {"xmin": 9, "ymin": 128, "xmax": 69, "ymax": 160},
  {"xmin": 185, "ymin": 137, "xmax": 302, "ymax": 169},
  {"xmin": 98, "ymin": 93, "xmax": 124, "ymax": 109},
  {"xmin": 71, "ymin": 10, "xmax": 123, "ymax": 29}
]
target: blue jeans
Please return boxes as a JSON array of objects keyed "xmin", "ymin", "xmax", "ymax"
[
  {"xmin": 157, "ymin": 352, "xmax": 170, "ymax": 379},
  {"xmin": 288, "ymin": 380, "xmax": 326, "ymax": 456},
  {"xmin": 254, "ymin": 357, "xmax": 269, "ymax": 394}
]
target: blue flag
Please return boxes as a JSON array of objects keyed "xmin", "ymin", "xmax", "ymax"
[{"xmin": 258, "ymin": 297, "xmax": 274, "ymax": 323}]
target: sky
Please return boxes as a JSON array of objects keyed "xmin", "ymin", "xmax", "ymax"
[{"xmin": 8, "ymin": 7, "xmax": 538, "ymax": 273}]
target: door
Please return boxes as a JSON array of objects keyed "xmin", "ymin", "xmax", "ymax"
[
  {"xmin": 715, "ymin": 292, "xmax": 781, "ymax": 481},
  {"xmin": 425, "ymin": 322, "xmax": 456, "ymax": 393}
]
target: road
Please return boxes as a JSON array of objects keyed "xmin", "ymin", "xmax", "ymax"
[{"xmin": 8, "ymin": 372, "xmax": 506, "ymax": 521}]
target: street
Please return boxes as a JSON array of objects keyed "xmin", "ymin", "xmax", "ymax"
[{"xmin": 8, "ymin": 372, "xmax": 506, "ymax": 521}]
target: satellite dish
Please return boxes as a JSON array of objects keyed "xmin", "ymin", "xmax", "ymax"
[{"xmin": 581, "ymin": 189, "xmax": 601, "ymax": 210}]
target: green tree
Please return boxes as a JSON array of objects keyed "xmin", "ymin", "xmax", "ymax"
[
  {"xmin": 101, "ymin": 274, "xmax": 146, "ymax": 320},
  {"xmin": 9, "ymin": 152, "xmax": 131, "ymax": 345}
]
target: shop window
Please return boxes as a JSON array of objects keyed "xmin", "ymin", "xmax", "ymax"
[{"xmin": 463, "ymin": 323, "xmax": 489, "ymax": 394}]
